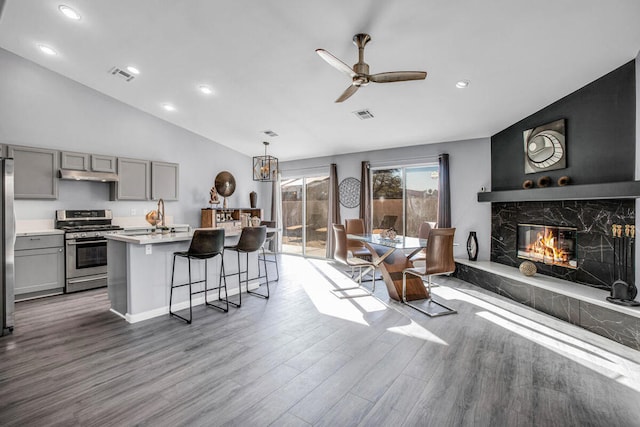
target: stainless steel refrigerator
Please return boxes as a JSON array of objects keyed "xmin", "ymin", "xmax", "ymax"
[{"xmin": 1, "ymin": 158, "xmax": 15, "ymax": 336}]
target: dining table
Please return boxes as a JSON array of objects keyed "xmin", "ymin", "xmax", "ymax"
[{"xmin": 347, "ymin": 233, "xmax": 430, "ymax": 301}]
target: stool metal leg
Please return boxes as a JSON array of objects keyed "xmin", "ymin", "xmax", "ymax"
[
  {"xmin": 248, "ymin": 247, "xmax": 270, "ymax": 299},
  {"xmin": 204, "ymin": 255, "xmax": 229, "ymax": 312}
]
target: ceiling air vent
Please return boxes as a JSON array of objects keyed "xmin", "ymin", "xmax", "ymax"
[
  {"xmin": 353, "ymin": 109, "xmax": 374, "ymax": 120},
  {"xmin": 108, "ymin": 66, "xmax": 135, "ymax": 82},
  {"xmin": 262, "ymin": 130, "xmax": 278, "ymax": 137}
]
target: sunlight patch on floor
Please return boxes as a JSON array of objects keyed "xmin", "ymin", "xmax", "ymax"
[
  {"xmin": 386, "ymin": 319, "xmax": 448, "ymax": 345},
  {"xmin": 429, "ymin": 283, "xmax": 640, "ymax": 393}
]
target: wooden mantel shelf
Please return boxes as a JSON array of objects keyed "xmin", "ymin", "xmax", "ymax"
[{"xmin": 478, "ymin": 181, "xmax": 640, "ymax": 203}]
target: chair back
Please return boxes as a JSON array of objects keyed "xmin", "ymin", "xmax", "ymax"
[
  {"xmin": 188, "ymin": 228, "xmax": 225, "ymax": 258},
  {"xmin": 379, "ymin": 215, "xmax": 397, "ymax": 229},
  {"xmin": 424, "ymin": 228, "xmax": 456, "ymax": 275},
  {"xmin": 345, "ymin": 219, "xmax": 366, "ymax": 248},
  {"xmin": 236, "ymin": 226, "xmax": 267, "ymax": 253},
  {"xmin": 418, "ymin": 222, "xmax": 433, "ymax": 239},
  {"xmin": 332, "ymin": 224, "xmax": 349, "ymax": 264}
]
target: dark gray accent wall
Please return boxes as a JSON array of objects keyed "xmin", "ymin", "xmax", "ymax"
[{"xmin": 491, "ymin": 61, "xmax": 636, "ymax": 191}]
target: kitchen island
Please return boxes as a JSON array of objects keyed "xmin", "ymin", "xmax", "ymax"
[{"xmin": 106, "ymin": 229, "xmax": 262, "ymax": 323}]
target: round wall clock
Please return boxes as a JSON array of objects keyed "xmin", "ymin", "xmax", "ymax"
[{"xmin": 339, "ymin": 177, "xmax": 360, "ymax": 208}]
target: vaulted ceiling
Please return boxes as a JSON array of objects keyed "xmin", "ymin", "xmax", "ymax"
[{"xmin": 1, "ymin": 1, "xmax": 639, "ymax": 161}]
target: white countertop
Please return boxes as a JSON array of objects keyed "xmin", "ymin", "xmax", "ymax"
[
  {"xmin": 16, "ymin": 229, "xmax": 65, "ymax": 237},
  {"xmin": 106, "ymin": 227, "xmax": 274, "ymax": 245}
]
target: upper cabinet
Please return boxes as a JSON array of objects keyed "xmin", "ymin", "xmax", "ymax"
[
  {"xmin": 112, "ymin": 157, "xmax": 150, "ymax": 200},
  {"xmin": 61, "ymin": 151, "xmax": 116, "ymax": 173},
  {"xmin": 8, "ymin": 145, "xmax": 59, "ymax": 199},
  {"xmin": 91, "ymin": 154, "xmax": 116, "ymax": 173},
  {"xmin": 151, "ymin": 161, "xmax": 179, "ymax": 201}
]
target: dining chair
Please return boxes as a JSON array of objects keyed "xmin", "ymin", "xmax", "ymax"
[
  {"xmin": 331, "ymin": 224, "xmax": 377, "ymax": 298},
  {"xmin": 169, "ymin": 228, "xmax": 228, "ymax": 324},
  {"xmin": 344, "ymin": 218, "xmax": 372, "ymax": 259},
  {"xmin": 223, "ymin": 226, "xmax": 269, "ymax": 307},
  {"xmin": 410, "ymin": 221, "xmax": 433, "ymax": 266},
  {"xmin": 402, "ymin": 227, "xmax": 457, "ymax": 317},
  {"xmin": 259, "ymin": 220, "xmax": 279, "ymax": 281}
]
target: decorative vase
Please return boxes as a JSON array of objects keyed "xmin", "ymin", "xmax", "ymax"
[
  {"xmin": 466, "ymin": 231, "xmax": 478, "ymax": 261},
  {"xmin": 537, "ymin": 176, "xmax": 551, "ymax": 188},
  {"xmin": 250, "ymin": 191, "xmax": 257, "ymax": 208}
]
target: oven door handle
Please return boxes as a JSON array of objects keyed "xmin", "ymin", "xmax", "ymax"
[
  {"xmin": 66, "ymin": 240, "xmax": 107, "ymax": 245},
  {"xmin": 67, "ymin": 275, "xmax": 108, "ymax": 284}
]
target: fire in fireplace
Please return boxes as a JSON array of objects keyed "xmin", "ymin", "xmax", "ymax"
[{"xmin": 517, "ymin": 224, "xmax": 577, "ymax": 269}]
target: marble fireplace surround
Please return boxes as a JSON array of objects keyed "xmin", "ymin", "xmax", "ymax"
[{"xmin": 491, "ymin": 199, "xmax": 635, "ymax": 290}]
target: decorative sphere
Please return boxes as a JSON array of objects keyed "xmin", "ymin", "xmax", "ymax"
[{"xmin": 519, "ymin": 261, "xmax": 537, "ymax": 276}]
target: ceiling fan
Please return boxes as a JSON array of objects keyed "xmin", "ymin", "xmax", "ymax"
[{"xmin": 316, "ymin": 33, "xmax": 427, "ymax": 103}]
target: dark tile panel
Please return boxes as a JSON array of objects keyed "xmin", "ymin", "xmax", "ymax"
[
  {"xmin": 579, "ymin": 301, "xmax": 640, "ymax": 350},
  {"xmin": 532, "ymin": 287, "xmax": 579, "ymax": 325}
]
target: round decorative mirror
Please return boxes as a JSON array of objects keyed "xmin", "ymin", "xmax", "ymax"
[{"xmin": 214, "ymin": 171, "xmax": 236, "ymax": 197}]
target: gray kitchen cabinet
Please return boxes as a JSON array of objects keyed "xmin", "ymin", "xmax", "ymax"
[
  {"xmin": 111, "ymin": 157, "xmax": 150, "ymax": 200},
  {"xmin": 151, "ymin": 161, "xmax": 179, "ymax": 201},
  {"xmin": 61, "ymin": 151, "xmax": 90, "ymax": 170},
  {"xmin": 91, "ymin": 154, "xmax": 116, "ymax": 173},
  {"xmin": 15, "ymin": 235, "xmax": 65, "ymax": 301},
  {"xmin": 0, "ymin": 145, "xmax": 6, "ymax": 158},
  {"xmin": 8, "ymin": 145, "xmax": 59, "ymax": 199}
]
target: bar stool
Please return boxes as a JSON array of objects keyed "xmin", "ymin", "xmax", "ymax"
[
  {"xmin": 169, "ymin": 228, "xmax": 228, "ymax": 324},
  {"xmin": 259, "ymin": 220, "xmax": 279, "ymax": 281},
  {"xmin": 224, "ymin": 226, "xmax": 268, "ymax": 307}
]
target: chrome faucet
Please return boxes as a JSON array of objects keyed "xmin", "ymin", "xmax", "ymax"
[{"xmin": 157, "ymin": 198, "xmax": 165, "ymax": 227}]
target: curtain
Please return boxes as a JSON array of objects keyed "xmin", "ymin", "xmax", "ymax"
[
  {"xmin": 437, "ymin": 153, "xmax": 451, "ymax": 228},
  {"xmin": 271, "ymin": 172, "xmax": 283, "ymax": 252},
  {"xmin": 359, "ymin": 161, "xmax": 371, "ymax": 233},
  {"xmin": 326, "ymin": 163, "xmax": 340, "ymax": 258}
]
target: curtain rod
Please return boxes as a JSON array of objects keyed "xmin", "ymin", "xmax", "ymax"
[
  {"xmin": 370, "ymin": 153, "xmax": 445, "ymax": 168},
  {"xmin": 280, "ymin": 164, "xmax": 330, "ymax": 173}
]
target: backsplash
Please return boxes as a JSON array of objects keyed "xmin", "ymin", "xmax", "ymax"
[{"xmin": 491, "ymin": 200, "xmax": 635, "ymax": 290}]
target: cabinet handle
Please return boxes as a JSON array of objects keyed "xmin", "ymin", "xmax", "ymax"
[{"xmin": 29, "ymin": 237, "xmax": 41, "ymax": 240}]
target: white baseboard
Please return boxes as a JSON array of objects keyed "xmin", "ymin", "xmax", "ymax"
[{"xmin": 123, "ymin": 281, "xmax": 261, "ymax": 324}]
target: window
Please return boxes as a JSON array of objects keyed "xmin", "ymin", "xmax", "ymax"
[
  {"xmin": 281, "ymin": 175, "xmax": 329, "ymax": 257},
  {"xmin": 371, "ymin": 164, "xmax": 439, "ymax": 237}
]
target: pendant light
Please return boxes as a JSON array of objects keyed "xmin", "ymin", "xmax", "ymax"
[{"xmin": 252, "ymin": 141, "xmax": 278, "ymax": 182}]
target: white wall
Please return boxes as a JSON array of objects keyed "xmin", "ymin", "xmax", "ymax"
[
  {"xmin": 279, "ymin": 138, "xmax": 492, "ymax": 260},
  {"xmin": 0, "ymin": 48, "xmax": 265, "ymax": 227}
]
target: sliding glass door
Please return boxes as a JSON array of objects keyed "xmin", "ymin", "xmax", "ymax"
[
  {"xmin": 371, "ymin": 164, "xmax": 439, "ymax": 237},
  {"xmin": 281, "ymin": 175, "xmax": 329, "ymax": 257}
]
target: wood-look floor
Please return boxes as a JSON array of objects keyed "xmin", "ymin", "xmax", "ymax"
[{"xmin": 2, "ymin": 255, "xmax": 640, "ymax": 426}]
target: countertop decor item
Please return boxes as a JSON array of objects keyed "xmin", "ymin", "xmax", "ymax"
[
  {"xmin": 523, "ymin": 118, "xmax": 566, "ymax": 174},
  {"xmin": 209, "ymin": 186, "xmax": 220, "ymax": 206},
  {"xmin": 522, "ymin": 179, "xmax": 534, "ymax": 189},
  {"xmin": 251, "ymin": 216, "xmax": 261, "ymax": 227},
  {"xmin": 253, "ymin": 141, "xmax": 278, "ymax": 182},
  {"xmin": 519, "ymin": 260, "xmax": 537, "ymax": 276},
  {"xmin": 537, "ymin": 176, "xmax": 551, "ymax": 188},
  {"xmin": 215, "ymin": 171, "xmax": 236, "ymax": 209},
  {"xmin": 339, "ymin": 177, "xmax": 360, "ymax": 208},
  {"xmin": 250, "ymin": 191, "xmax": 257, "ymax": 208},
  {"xmin": 145, "ymin": 210, "xmax": 158, "ymax": 226},
  {"xmin": 466, "ymin": 231, "xmax": 478, "ymax": 261}
]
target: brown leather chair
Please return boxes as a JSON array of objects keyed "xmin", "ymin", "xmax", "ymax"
[
  {"xmin": 224, "ymin": 226, "xmax": 269, "ymax": 307},
  {"xmin": 332, "ymin": 224, "xmax": 376, "ymax": 298},
  {"xmin": 402, "ymin": 228, "xmax": 457, "ymax": 316},
  {"xmin": 344, "ymin": 218, "xmax": 372, "ymax": 259},
  {"xmin": 170, "ymin": 228, "xmax": 228, "ymax": 324},
  {"xmin": 410, "ymin": 222, "xmax": 433, "ymax": 264}
]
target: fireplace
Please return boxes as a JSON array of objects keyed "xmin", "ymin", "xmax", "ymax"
[{"xmin": 517, "ymin": 224, "xmax": 577, "ymax": 269}]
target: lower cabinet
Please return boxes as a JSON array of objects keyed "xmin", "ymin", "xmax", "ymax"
[{"xmin": 15, "ymin": 235, "xmax": 65, "ymax": 301}]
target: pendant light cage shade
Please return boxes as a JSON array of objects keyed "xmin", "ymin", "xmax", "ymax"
[{"xmin": 253, "ymin": 142, "xmax": 278, "ymax": 182}]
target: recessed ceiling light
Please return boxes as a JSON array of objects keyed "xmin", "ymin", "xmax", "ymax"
[
  {"xmin": 198, "ymin": 85, "xmax": 213, "ymax": 95},
  {"xmin": 162, "ymin": 103, "xmax": 176, "ymax": 112},
  {"xmin": 456, "ymin": 80, "xmax": 470, "ymax": 89},
  {"xmin": 38, "ymin": 44, "xmax": 57, "ymax": 56},
  {"xmin": 58, "ymin": 5, "xmax": 81, "ymax": 20},
  {"xmin": 126, "ymin": 66, "xmax": 140, "ymax": 75}
]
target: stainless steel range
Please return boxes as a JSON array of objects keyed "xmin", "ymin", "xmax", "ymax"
[{"xmin": 55, "ymin": 210, "xmax": 122, "ymax": 293}]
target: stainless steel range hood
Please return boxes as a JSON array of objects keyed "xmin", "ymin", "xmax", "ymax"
[{"xmin": 59, "ymin": 169, "xmax": 119, "ymax": 182}]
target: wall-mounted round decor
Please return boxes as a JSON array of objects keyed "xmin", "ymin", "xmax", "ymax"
[{"xmin": 339, "ymin": 177, "xmax": 360, "ymax": 208}]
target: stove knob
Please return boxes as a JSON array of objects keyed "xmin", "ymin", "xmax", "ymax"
[
  {"xmin": 81, "ymin": 233, "xmax": 87, "ymax": 238},
  {"xmin": 94, "ymin": 232, "xmax": 100, "ymax": 238}
]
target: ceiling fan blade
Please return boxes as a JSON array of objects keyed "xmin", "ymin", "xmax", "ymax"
[
  {"xmin": 335, "ymin": 84, "xmax": 359, "ymax": 103},
  {"xmin": 369, "ymin": 71, "xmax": 427, "ymax": 83},
  {"xmin": 316, "ymin": 49, "xmax": 356, "ymax": 77}
]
